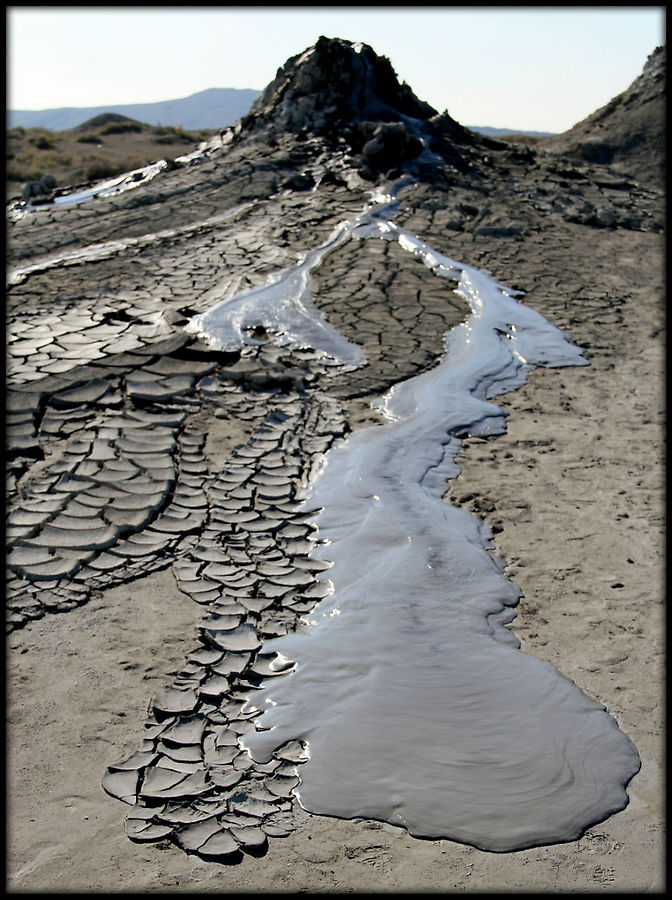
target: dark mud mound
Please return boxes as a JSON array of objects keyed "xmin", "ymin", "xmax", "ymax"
[
  {"xmin": 247, "ymin": 35, "xmax": 437, "ymax": 133},
  {"xmin": 238, "ymin": 35, "xmax": 479, "ymax": 178},
  {"xmin": 542, "ymin": 46, "xmax": 665, "ymax": 188}
]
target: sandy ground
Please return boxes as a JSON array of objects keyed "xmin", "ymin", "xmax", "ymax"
[{"xmin": 5, "ymin": 138, "xmax": 665, "ymax": 892}]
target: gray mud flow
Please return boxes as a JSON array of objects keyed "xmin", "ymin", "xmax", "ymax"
[{"xmin": 218, "ymin": 200, "xmax": 643, "ymax": 852}]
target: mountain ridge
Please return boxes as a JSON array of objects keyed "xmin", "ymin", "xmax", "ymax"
[
  {"xmin": 8, "ymin": 87, "xmax": 260, "ymax": 132},
  {"xmin": 7, "ymin": 36, "xmax": 663, "ymax": 205},
  {"xmin": 9, "ymin": 85, "xmax": 555, "ymax": 139}
]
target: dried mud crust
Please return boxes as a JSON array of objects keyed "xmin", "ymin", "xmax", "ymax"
[
  {"xmin": 6, "ymin": 132, "xmax": 665, "ymax": 889},
  {"xmin": 311, "ymin": 234, "xmax": 468, "ymax": 401},
  {"xmin": 5, "ymin": 137, "xmax": 367, "ymax": 266},
  {"xmin": 6, "ymin": 323, "xmax": 358, "ymax": 862},
  {"xmin": 99, "ymin": 390, "xmax": 349, "ymax": 860}
]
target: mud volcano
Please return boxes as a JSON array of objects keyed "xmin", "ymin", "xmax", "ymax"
[{"xmin": 6, "ymin": 36, "xmax": 663, "ymax": 884}]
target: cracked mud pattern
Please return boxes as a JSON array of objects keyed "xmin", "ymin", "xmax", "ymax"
[
  {"xmin": 6, "ymin": 154, "xmax": 471, "ymax": 859},
  {"xmin": 5, "ymin": 231, "xmax": 362, "ymax": 857},
  {"xmin": 7, "ymin": 324, "xmax": 353, "ymax": 858},
  {"xmin": 310, "ymin": 236, "xmax": 467, "ymax": 399},
  {"xmin": 103, "ymin": 385, "xmax": 348, "ymax": 859},
  {"xmin": 5, "ymin": 123, "xmax": 662, "ymax": 864}
]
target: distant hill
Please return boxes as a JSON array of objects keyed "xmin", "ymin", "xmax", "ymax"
[
  {"xmin": 468, "ymin": 126, "xmax": 557, "ymax": 138},
  {"xmin": 10, "ymin": 86, "xmax": 559, "ymax": 140},
  {"xmin": 8, "ymin": 87, "xmax": 261, "ymax": 132}
]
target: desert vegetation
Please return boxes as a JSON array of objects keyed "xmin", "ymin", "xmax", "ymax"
[{"xmin": 6, "ymin": 114, "xmax": 216, "ymax": 201}]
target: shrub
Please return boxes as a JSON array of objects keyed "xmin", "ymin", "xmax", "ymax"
[
  {"xmin": 155, "ymin": 133, "xmax": 194, "ymax": 144},
  {"xmin": 28, "ymin": 133, "xmax": 56, "ymax": 150},
  {"xmin": 83, "ymin": 156, "xmax": 146, "ymax": 181},
  {"xmin": 154, "ymin": 124, "xmax": 204, "ymax": 143},
  {"xmin": 7, "ymin": 164, "xmax": 42, "ymax": 183},
  {"xmin": 83, "ymin": 159, "xmax": 122, "ymax": 181},
  {"xmin": 77, "ymin": 134, "xmax": 103, "ymax": 144},
  {"xmin": 100, "ymin": 121, "xmax": 143, "ymax": 135},
  {"xmin": 14, "ymin": 150, "xmax": 64, "ymax": 173}
]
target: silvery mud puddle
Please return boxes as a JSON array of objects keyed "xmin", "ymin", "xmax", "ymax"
[{"xmin": 190, "ymin": 185, "xmax": 640, "ymax": 852}]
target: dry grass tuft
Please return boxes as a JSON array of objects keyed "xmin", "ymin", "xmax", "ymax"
[{"xmin": 6, "ymin": 118, "xmax": 216, "ymax": 201}]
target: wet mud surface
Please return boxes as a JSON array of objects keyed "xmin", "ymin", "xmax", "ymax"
[{"xmin": 6, "ymin": 121, "xmax": 664, "ymax": 891}]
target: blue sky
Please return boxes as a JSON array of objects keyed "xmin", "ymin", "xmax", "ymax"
[{"xmin": 6, "ymin": 6, "xmax": 665, "ymax": 132}]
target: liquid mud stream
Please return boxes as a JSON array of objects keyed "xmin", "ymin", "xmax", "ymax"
[{"xmin": 189, "ymin": 184, "xmax": 641, "ymax": 852}]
